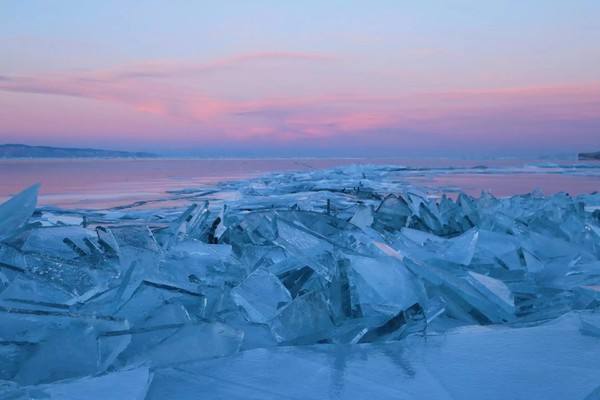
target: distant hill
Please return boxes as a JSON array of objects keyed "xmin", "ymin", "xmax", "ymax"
[
  {"xmin": 578, "ymin": 151, "xmax": 600, "ymax": 160},
  {"xmin": 0, "ymin": 144, "xmax": 156, "ymax": 159}
]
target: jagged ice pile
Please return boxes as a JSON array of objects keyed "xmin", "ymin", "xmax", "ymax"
[{"xmin": 1, "ymin": 166, "xmax": 600, "ymax": 399}]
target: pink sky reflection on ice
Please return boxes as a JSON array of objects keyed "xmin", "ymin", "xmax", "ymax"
[{"xmin": 0, "ymin": 158, "xmax": 598, "ymax": 209}]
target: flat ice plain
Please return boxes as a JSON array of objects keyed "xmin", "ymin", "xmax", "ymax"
[{"xmin": 1, "ymin": 164, "xmax": 600, "ymax": 399}]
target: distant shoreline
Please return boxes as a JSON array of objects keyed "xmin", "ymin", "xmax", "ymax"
[
  {"xmin": 0, "ymin": 144, "xmax": 156, "ymax": 159},
  {"xmin": 0, "ymin": 144, "xmax": 591, "ymax": 161},
  {"xmin": 578, "ymin": 151, "xmax": 600, "ymax": 161}
]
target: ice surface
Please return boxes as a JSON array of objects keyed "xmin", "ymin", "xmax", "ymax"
[
  {"xmin": 5, "ymin": 367, "xmax": 151, "ymax": 399},
  {"xmin": 1, "ymin": 165, "xmax": 599, "ymax": 398},
  {"xmin": 144, "ymin": 312, "xmax": 600, "ymax": 400}
]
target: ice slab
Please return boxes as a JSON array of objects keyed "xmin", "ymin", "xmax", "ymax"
[
  {"xmin": 270, "ymin": 290, "xmax": 336, "ymax": 344},
  {"xmin": 231, "ymin": 268, "xmax": 291, "ymax": 323},
  {"xmin": 22, "ymin": 226, "xmax": 96, "ymax": 259},
  {"xmin": 0, "ymin": 183, "xmax": 39, "ymax": 242},
  {"xmin": 102, "ymin": 322, "xmax": 243, "ymax": 367}
]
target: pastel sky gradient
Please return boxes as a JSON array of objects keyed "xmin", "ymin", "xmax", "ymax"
[{"xmin": 1, "ymin": 1, "xmax": 599, "ymax": 156}]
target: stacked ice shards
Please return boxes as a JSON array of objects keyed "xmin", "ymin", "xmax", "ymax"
[{"xmin": 1, "ymin": 166, "xmax": 600, "ymax": 399}]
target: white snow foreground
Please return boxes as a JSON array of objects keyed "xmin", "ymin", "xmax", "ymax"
[{"xmin": 1, "ymin": 165, "xmax": 600, "ymax": 399}]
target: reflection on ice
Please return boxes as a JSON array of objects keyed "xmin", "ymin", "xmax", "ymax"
[
  {"xmin": 0, "ymin": 165, "xmax": 599, "ymax": 398},
  {"xmin": 145, "ymin": 313, "xmax": 600, "ymax": 400}
]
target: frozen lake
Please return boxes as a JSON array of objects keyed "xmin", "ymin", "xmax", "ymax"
[
  {"xmin": 0, "ymin": 158, "xmax": 599, "ymax": 208},
  {"xmin": 1, "ymin": 163, "xmax": 600, "ymax": 399}
]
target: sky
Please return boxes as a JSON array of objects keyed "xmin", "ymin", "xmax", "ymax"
[{"xmin": 0, "ymin": 0, "xmax": 599, "ymax": 157}]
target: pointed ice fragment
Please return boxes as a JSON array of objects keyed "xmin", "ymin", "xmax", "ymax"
[
  {"xmin": 0, "ymin": 184, "xmax": 39, "ymax": 242},
  {"xmin": 161, "ymin": 202, "xmax": 209, "ymax": 248},
  {"xmin": 466, "ymin": 271, "xmax": 515, "ymax": 314},
  {"xmin": 442, "ymin": 228, "xmax": 479, "ymax": 266},
  {"xmin": 350, "ymin": 204, "xmax": 373, "ymax": 229},
  {"xmin": 346, "ymin": 255, "xmax": 423, "ymax": 318}
]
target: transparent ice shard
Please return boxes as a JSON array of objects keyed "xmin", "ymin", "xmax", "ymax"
[
  {"xmin": 23, "ymin": 255, "xmax": 98, "ymax": 296},
  {"xmin": 270, "ymin": 290, "xmax": 335, "ymax": 344},
  {"xmin": 111, "ymin": 280, "xmax": 205, "ymax": 328},
  {"xmin": 276, "ymin": 264, "xmax": 317, "ymax": 298},
  {"xmin": 160, "ymin": 202, "xmax": 209, "ymax": 248},
  {"xmin": 358, "ymin": 303, "xmax": 426, "ymax": 342},
  {"xmin": 466, "ymin": 271, "xmax": 515, "ymax": 315},
  {"xmin": 0, "ymin": 243, "xmax": 28, "ymax": 271},
  {"xmin": 476, "ymin": 230, "xmax": 523, "ymax": 270},
  {"xmin": 0, "ymin": 276, "xmax": 74, "ymax": 310},
  {"xmin": 275, "ymin": 217, "xmax": 333, "ymax": 254},
  {"xmin": 0, "ymin": 184, "xmax": 39, "ymax": 242},
  {"xmin": 105, "ymin": 322, "xmax": 243, "ymax": 367},
  {"xmin": 373, "ymin": 194, "xmax": 412, "ymax": 231},
  {"xmin": 210, "ymin": 206, "xmax": 227, "ymax": 242},
  {"xmin": 403, "ymin": 258, "xmax": 515, "ymax": 324},
  {"xmin": 39, "ymin": 211, "xmax": 84, "ymax": 227},
  {"xmin": 345, "ymin": 255, "xmax": 423, "ymax": 318},
  {"xmin": 400, "ymin": 227, "xmax": 445, "ymax": 246},
  {"xmin": 22, "ymin": 226, "xmax": 96, "ymax": 260},
  {"xmin": 224, "ymin": 312, "xmax": 277, "ymax": 350},
  {"xmin": 2, "ymin": 311, "xmax": 129, "ymax": 385},
  {"xmin": 457, "ymin": 192, "xmax": 479, "ymax": 227},
  {"xmin": 349, "ymin": 204, "xmax": 374, "ymax": 229},
  {"xmin": 109, "ymin": 225, "xmax": 161, "ymax": 254},
  {"xmin": 413, "ymin": 200, "xmax": 443, "ymax": 233},
  {"xmin": 231, "ymin": 268, "xmax": 291, "ymax": 323},
  {"xmin": 442, "ymin": 228, "xmax": 479, "ymax": 266},
  {"xmin": 104, "ymin": 225, "xmax": 163, "ymax": 290},
  {"xmin": 168, "ymin": 240, "xmax": 232, "ymax": 262},
  {"xmin": 96, "ymin": 226, "xmax": 120, "ymax": 256},
  {"xmin": 400, "ymin": 228, "xmax": 479, "ymax": 266}
]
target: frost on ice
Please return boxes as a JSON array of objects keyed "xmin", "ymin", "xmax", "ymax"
[{"xmin": 1, "ymin": 166, "xmax": 600, "ymax": 399}]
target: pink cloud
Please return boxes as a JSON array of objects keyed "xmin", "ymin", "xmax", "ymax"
[
  {"xmin": 75, "ymin": 51, "xmax": 336, "ymax": 82},
  {"xmin": 0, "ymin": 52, "xmax": 599, "ymax": 150}
]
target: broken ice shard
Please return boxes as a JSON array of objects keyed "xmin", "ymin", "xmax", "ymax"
[
  {"xmin": 0, "ymin": 183, "xmax": 39, "ymax": 242},
  {"xmin": 270, "ymin": 290, "xmax": 336, "ymax": 344},
  {"xmin": 22, "ymin": 226, "xmax": 96, "ymax": 259},
  {"xmin": 231, "ymin": 268, "xmax": 291, "ymax": 323}
]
